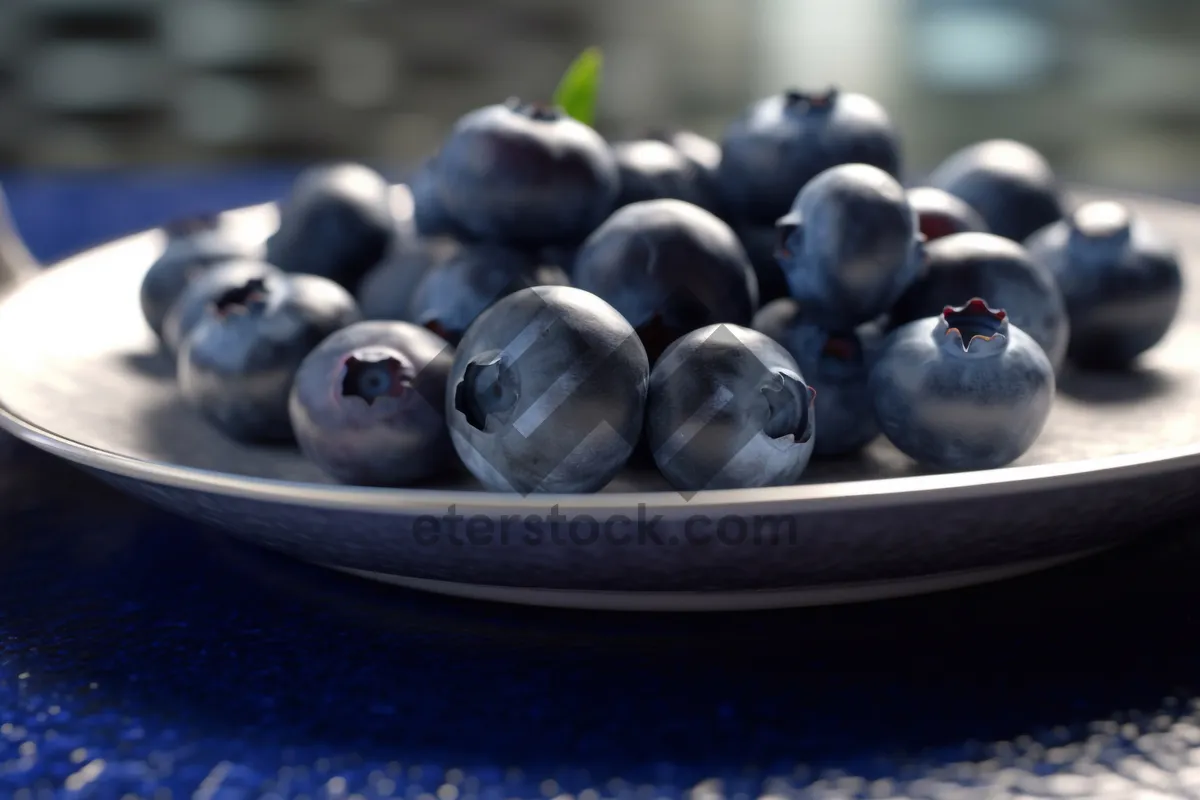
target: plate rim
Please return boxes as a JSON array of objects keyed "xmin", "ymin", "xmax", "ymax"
[
  {"xmin": 3, "ymin": 191, "xmax": 1200, "ymax": 519},
  {"xmin": 330, "ymin": 547, "xmax": 1109, "ymax": 611}
]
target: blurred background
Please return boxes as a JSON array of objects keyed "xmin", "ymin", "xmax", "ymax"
[{"xmin": 1, "ymin": 0, "xmax": 1199, "ymax": 260}]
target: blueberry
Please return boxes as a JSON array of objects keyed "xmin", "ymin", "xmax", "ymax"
[
  {"xmin": 572, "ymin": 199, "xmax": 759, "ymax": 363},
  {"xmin": 718, "ymin": 88, "xmax": 901, "ymax": 225},
  {"xmin": 870, "ymin": 298, "xmax": 1054, "ymax": 471},
  {"xmin": 265, "ymin": 163, "xmax": 395, "ymax": 289},
  {"xmin": 409, "ymin": 157, "xmax": 468, "ymax": 240},
  {"xmin": 178, "ymin": 274, "xmax": 361, "ymax": 442},
  {"xmin": 161, "ymin": 259, "xmax": 284, "ymax": 356},
  {"xmin": 140, "ymin": 215, "xmax": 260, "ymax": 341},
  {"xmin": 776, "ymin": 163, "xmax": 923, "ymax": 329},
  {"xmin": 612, "ymin": 139, "xmax": 717, "ymax": 212},
  {"xmin": 289, "ymin": 321, "xmax": 455, "ymax": 486},
  {"xmin": 647, "ymin": 324, "xmax": 816, "ymax": 491},
  {"xmin": 645, "ymin": 129, "xmax": 724, "ymax": 213},
  {"xmin": 732, "ymin": 224, "xmax": 791, "ymax": 305},
  {"xmin": 928, "ymin": 139, "xmax": 1063, "ymax": 243},
  {"xmin": 355, "ymin": 238, "xmax": 458, "ymax": 322},
  {"xmin": 409, "ymin": 244, "xmax": 570, "ymax": 345},
  {"xmin": 447, "ymin": 285, "xmax": 648, "ymax": 494},
  {"xmin": 855, "ymin": 315, "xmax": 890, "ymax": 354},
  {"xmin": 388, "ymin": 184, "xmax": 427, "ymax": 253},
  {"xmin": 887, "ymin": 232, "xmax": 1070, "ymax": 370},
  {"xmin": 432, "ymin": 99, "xmax": 619, "ymax": 247},
  {"xmin": 907, "ymin": 187, "xmax": 988, "ymax": 241},
  {"xmin": 1025, "ymin": 201, "xmax": 1183, "ymax": 369},
  {"xmin": 538, "ymin": 244, "xmax": 579, "ymax": 275},
  {"xmin": 753, "ymin": 298, "xmax": 877, "ymax": 456},
  {"xmin": 646, "ymin": 129, "xmax": 722, "ymax": 175}
]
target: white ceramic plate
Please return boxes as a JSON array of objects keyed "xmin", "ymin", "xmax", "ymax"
[{"xmin": 0, "ymin": 189, "xmax": 1196, "ymax": 610}]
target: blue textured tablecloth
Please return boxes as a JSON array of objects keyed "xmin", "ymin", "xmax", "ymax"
[
  {"xmin": 2, "ymin": 174, "xmax": 1200, "ymax": 798},
  {"xmin": 3, "ymin": 447, "xmax": 1199, "ymax": 799}
]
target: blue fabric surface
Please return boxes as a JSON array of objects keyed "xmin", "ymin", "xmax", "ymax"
[
  {"xmin": 1, "ymin": 449, "xmax": 1198, "ymax": 799},
  {"xmin": 1, "ymin": 174, "xmax": 1199, "ymax": 797}
]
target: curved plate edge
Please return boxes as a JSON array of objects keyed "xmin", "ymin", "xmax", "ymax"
[
  {"xmin": 330, "ymin": 548, "xmax": 1110, "ymax": 611},
  {"xmin": 3, "ymin": 397, "xmax": 1200, "ymax": 518}
]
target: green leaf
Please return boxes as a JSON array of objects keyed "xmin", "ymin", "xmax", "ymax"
[{"xmin": 553, "ymin": 47, "xmax": 603, "ymax": 127}]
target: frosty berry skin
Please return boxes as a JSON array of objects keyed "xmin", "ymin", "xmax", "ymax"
[
  {"xmin": 178, "ymin": 274, "xmax": 362, "ymax": 443},
  {"xmin": 408, "ymin": 244, "xmax": 569, "ymax": 345},
  {"xmin": 1024, "ymin": 201, "xmax": 1183, "ymax": 369},
  {"xmin": 289, "ymin": 321, "xmax": 456, "ymax": 486},
  {"xmin": 644, "ymin": 129, "xmax": 723, "ymax": 211},
  {"xmin": 647, "ymin": 324, "xmax": 816, "ymax": 491},
  {"xmin": 265, "ymin": 163, "xmax": 396, "ymax": 290},
  {"xmin": 140, "ymin": 215, "xmax": 260, "ymax": 341},
  {"xmin": 928, "ymin": 139, "xmax": 1063, "ymax": 243},
  {"xmin": 354, "ymin": 238, "xmax": 453, "ymax": 322},
  {"xmin": 409, "ymin": 157, "xmax": 469, "ymax": 240},
  {"xmin": 446, "ymin": 286, "xmax": 649, "ymax": 494},
  {"xmin": 161, "ymin": 260, "xmax": 284, "ymax": 357},
  {"xmin": 907, "ymin": 187, "xmax": 988, "ymax": 241},
  {"xmin": 572, "ymin": 199, "xmax": 759, "ymax": 364},
  {"xmin": 775, "ymin": 163, "xmax": 924, "ymax": 329},
  {"xmin": 431, "ymin": 99, "xmax": 620, "ymax": 247},
  {"xmin": 753, "ymin": 298, "xmax": 877, "ymax": 456},
  {"xmin": 887, "ymin": 232, "xmax": 1070, "ymax": 371},
  {"xmin": 646, "ymin": 129, "xmax": 722, "ymax": 178},
  {"xmin": 718, "ymin": 88, "xmax": 901, "ymax": 225},
  {"xmin": 870, "ymin": 299, "xmax": 1054, "ymax": 471},
  {"xmin": 733, "ymin": 224, "xmax": 793, "ymax": 306},
  {"xmin": 611, "ymin": 139, "xmax": 717, "ymax": 212}
]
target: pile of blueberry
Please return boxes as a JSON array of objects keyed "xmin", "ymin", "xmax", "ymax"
[{"xmin": 139, "ymin": 87, "xmax": 1185, "ymax": 494}]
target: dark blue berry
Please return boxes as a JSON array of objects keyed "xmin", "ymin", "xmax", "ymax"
[
  {"xmin": 887, "ymin": 231, "xmax": 1070, "ymax": 370},
  {"xmin": 776, "ymin": 163, "xmax": 923, "ymax": 329},
  {"xmin": 645, "ymin": 129, "xmax": 724, "ymax": 213},
  {"xmin": 447, "ymin": 286, "xmax": 649, "ymax": 494},
  {"xmin": 140, "ymin": 215, "xmax": 260, "ymax": 341},
  {"xmin": 572, "ymin": 199, "xmax": 758, "ymax": 363},
  {"xmin": 355, "ymin": 238, "xmax": 458, "ymax": 322},
  {"xmin": 386, "ymin": 180, "xmax": 423, "ymax": 251},
  {"xmin": 928, "ymin": 139, "xmax": 1063, "ymax": 243},
  {"xmin": 870, "ymin": 298, "xmax": 1054, "ymax": 470},
  {"xmin": 732, "ymin": 224, "xmax": 792, "ymax": 305},
  {"xmin": 753, "ymin": 298, "xmax": 877, "ymax": 456},
  {"xmin": 265, "ymin": 163, "xmax": 395, "ymax": 289},
  {"xmin": 538, "ymin": 244, "xmax": 579, "ymax": 276},
  {"xmin": 289, "ymin": 321, "xmax": 456, "ymax": 486},
  {"xmin": 161, "ymin": 259, "xmax": 284, "ymax": 356},
  {"xmin": 718, "ymin": 88, "xmax": 901, "ymax": 225},
  {"xmin": 612, "ymin": 139, "xmax": 717, "ymax": 212},
  {"xmin": 431, "ymin": 99, "xmax": 619, "ymax": 246},
  {"xmin": 1025, "ymin": 201, "xmax": 1183, "ymax": 369},
  {"xmin": 647, "ymin": 129, "xmax": 722, "ymax": 176},
  {"xmin": 178, "ymin": 274, "xmax": 361, "ymax": 442},
  {"xmin": 907, "ymin": 186, "xmax": 988, "ymax": 241},
  {"xmin": 409, "ymin": 157, "xmax": 469, "ymax": 240},
  {"xmin": 647, "ymin": 323, "xmax": 816, "ymax": 490},
  {"xmin": 409, "ymin": 244, "xmax": 570, "ymax": 345}
]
